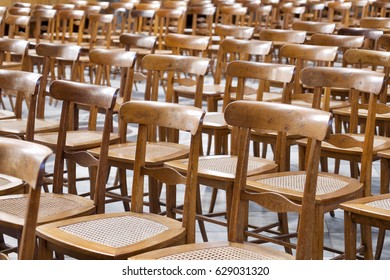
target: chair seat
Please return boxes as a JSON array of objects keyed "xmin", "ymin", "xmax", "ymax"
[
  {"xmin": 341, "ymin": 194, "xmax": 390, "ymax": 221},
  {"xmin": 0, "ymin": 118, "xmax": 59, "ymax": 137},
  {"xmin": 166, "ymin": 155, "xmax": 278, "ymax": 182},
  {"xmin": 90, "ymin": 142, "xmax": 190, "ymax": 166},
  {"xmin": 297, "ymin": 134, "xmax": 390, "ymax": 155},
  {"xmin": 129, "ymin": 241, "xmax": 294, "ymax": 260},
  {"xmin": 36, "ymin": 212, "xmax": 186, "ymax": 259},
  {"xmin": 174, "ymin": 84, "xmax": 225, "ymax": 98},
  {"xmin": 333, "ymin": 107, "xmax": 390, "ymax": 121},
  {"xmin": 0, "ymin": 174, "xmax": 24, "ymax": 196},
  {"xmin": 0, "ymin": 110, "xmax": 15, "ymax": 120},
  {"xmin": 0, "ymin": 193, "xmax": 95, "ymax": 228},
  {"xmin": 202, "ymin": 112, "xmax": 227, "ymax": 129},
  {"xmin": 34, "ymin": 130, "xmax": 119, "ymax": 150},
  {"xmin": 0, "ymin": 61, "xmax": 23, "ymax": 70},
  {"xmin": 247, "ymin": 171, "xmax": 363, "ymax": 203}
]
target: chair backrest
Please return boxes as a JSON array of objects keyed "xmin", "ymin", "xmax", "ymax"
[
  {"xmin": 0, "ymin": 137, "xmax": 52, "ymax": 259},
  {"xmin": 164, "ymin": 33, "xmax": 210, "ymax": 57},
  {"xmin": 214, "ymin": 38, "xmax": 273, "ymax": 84},
  {"xmin": 326, "ymin": 1, "xmax": 352, "ymax": 28},
  {"xmin": 222, "ymin": 60, "xmax": 295, "ymax": 155},
  {"xmin": 259, "ymin": 28, "xmax": 306, "ymax": 44},
  {"xmin": 224, "ymin": 100, "xmax": 332, "ymax": 259},
  {"xmin": 86, "ymin": 13, "xmax": 114, "ymax": 49},
  {"xmin": 129, "ymin": 8, "xmax": 155, "ymax": 35},
  {"xmin": 292, "ymin": 21, "xmax": 336, "ymax": 35},
  {"xmin": 4, "ymin": 14, "xmax": 30, "ymax": 40},
  {"xmin": 121, "ymin": 100, "xmax": 205, "ymax": 243},
  {"xmin": 214, "ymin": 24, "xmax": 254, "ymax": 41},
  {"xmin": 89, "ymin": 49, "xmax": 137, "ymax": 102},
  {"xmin": 142, "ymin": 54, "xmax": 210, "ymax": 108},
  {"xmin": 186, "ymin": 5, "xmax": 215, "ymax": 35},
  {"xmin": 343, "ymin": 48, "xmax": 390, "ymax": 104},
  {"xmin": 0, "ymin": 70, "xmax": 42, "ymax": 140},
  {"xmin": 30, "ymin": 8, "xmax": 57, "ymax": 44},
  {"xmin": 337, "ymin": 27, "xmax": 383, "ymax": 50},
  {"xmin": 220, "ymin": 5, "xmax": 247, "ymax": 26},
  {"xmin": 110, "ymin": 2, "xmax": 134, "ymax": 35},
  {"xmin": 246, "ymin": 3, "xmax": 272, "ymax": 30},
  {"xmin": 56, "ymin": 9, "xmax": 85, "ymax": 44},
  {"xmin": 119, "ymin": 33, "xmax": 157, "ymax": 52},
  {"xmin": 310, "ymin": 33, "xmax": 364, "ymax": 66},
  {"xmin": 360, "ymin": 17, "xmax": 390, "ymax": 30},
  {"xmin": 376, "ymin": 34, "xmax": 390, "ymax": 51},
  {"xmin": 300, "ymin": 66, "xmax": 385, "ymax": 196},
  {"xmin": 49, "ymin": 80, "xmax": 118, "ymax": 213},
  {"xmin": 154, "ymin": 8, "xmax": 186, "ymax": 49},
  {"xmin": 35, "ymin": 42, "xmax": 82, "ymax": 119},
  {"xmin": 0, "ymin": 37, "xmax": 29, "ymax": 70},
  {"xmin": 280, "ymin": 44, "xmax": 338, "ymax": 96}
]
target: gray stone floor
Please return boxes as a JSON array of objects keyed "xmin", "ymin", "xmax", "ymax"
[{"xmin": 2, "ymin": 66, "xmax": 390, "ymax": 260}]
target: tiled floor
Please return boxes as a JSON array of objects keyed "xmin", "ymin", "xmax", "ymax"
[{"xmin": 2, "ymin": 68, "xmax": 390, "ymax": 260}]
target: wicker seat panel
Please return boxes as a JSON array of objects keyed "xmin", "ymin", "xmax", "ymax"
[
  {"xmin": 366, "ymin": 198, "xmax": 390, "ymax": 210},
  {"xmin": 59, "ymin": 216, "xmax": 169, "ymax": 248},
  {"xmin": 109, "ymin": 144, "xmax": 185, "ymax": 161},
  {"xmin": 198, "ymin": 157, "xmax": 271, "ymax": 175},
  {"xmin": 0, "ymin": 195, "xmax": 83, "ymax": 219},
  {"xmin": 256, "ymin": 174, "xmax": 349, "ymax": 195},
  {"xmin": 160, "ymin": 246, "xmax": 273, "ymax": 260}
]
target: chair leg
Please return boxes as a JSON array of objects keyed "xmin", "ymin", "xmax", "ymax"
[
  {"xmin": 375, "ymin": 228, "xmax": 386, "ymax": 259},
  {"xmin": 361, "ymin": 224, "xmax": 374, "ymax": 259},
  {"xmin": 344, "ymin": 210, "xmax": 357, "ymax": 259},
  {"xmin": 278, "ymin": 212, "xmax": 293, "ymax": 254},
  {"xmin": 196, "ymin": 185, "xmax": 208, "ymax": 242}
]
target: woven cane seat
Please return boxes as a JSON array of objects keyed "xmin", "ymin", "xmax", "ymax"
[
  {"xmin": 297, "ymin": 134, "xmax": 390, "ymax": 154},
  {"xmin": 174, "ymin": 84, "xmax": 225, "ymax": 97},
  {"xmin": 167, "ymin": 155, "xmax": 278, "ymax": 181},
  {"xmin": 59, "ymin": 215, "xmax": 170, "ymax": 248},
  {"xmin": 0, "ymin": 174, "xmax": 24, "ymax": 195},
  {"xmin": 202, "ymin": 112, "xmax": 227, "ymax": 128},
  {"xmin": 247, "ymin": 171, "xmax": 362, "ymax": 200},
  {"xmin": 130, "ymin": 242, "xmax": 295, "ymax": 260},
  {"xmin": 90, "ymin": 142, "xmax": 190, "ymax": 165},
  {"xmin": 0, "ymin": 109, "xmax": 15, "ymax": 120},
  {"xmin": 0, "ymin": 193, "xmax": 95, "ymax": 227},
  {"xmin": 34, "ymin": 130, "xmax": 120, "ymax": 150},
  {"xmin": 0, "ymin": 118, "xmax": 59, "ymax": 136},
  {"xmin": 36, "ymin": 212, "xmax": 186, "ymax": 258},
  {"xmin": 366, "ymin": 198, "xmax": 390, "ymax": 210}
]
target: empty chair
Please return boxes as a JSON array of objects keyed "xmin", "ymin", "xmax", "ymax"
[
  {"xmin": 130, "ymin": 100, "xmax": 332, "ymax": 260},
  {"xmin": 0, "ymin": 137, "xmax": 52, "ymax": 259},
  {"xmin": 0, "ymin": 80, "xmax": 118, "ymax": 257},
  {"xmin": 36, "ymin": 101, "xmax": 205, "ymax": 260}
]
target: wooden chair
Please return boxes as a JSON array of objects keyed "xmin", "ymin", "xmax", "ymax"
[
  {"xmin": 359, "ymin": 17, "xmax": 390, "ymax": 32},
  {"xmin": 258, "ymin": 29, "xmax": 306, "ymax": 63},
  {"xmin": 4, "ymin": 14, "xmax": 30, "ymax": 40},
  {"xmin": 0, "ymin": 137, "xmax": 52, "ymax": 259},
  {"xmin": 219, "ymin": 5, "xmax": 247, "ymax": 26},
  {"xmin": 0, "ymin": 38, "xmax": 30, "ymax": 113},
  {"xmin": 0, "ymin": 80, "xmax": 118, "ymax": 257},
  {"xmin": 88, "ymin": 54, "xmax": 209, "ymax": 214},
  {"xmin": 184, "ymin": 5, "xmax": 215, "ymax": 36},
  {"xmin": 292, "ymin": 21, "xmax": 335, "ymax": 43},
  {"xmin": 33, "ymin": 69, "xmax": 120, "ymax": 196},
  {"xmin": 326, "ymin": 1, "xmax": 352, "ymax": 30},
  {"xmin": 29, "ymin": 8, "xmax": 56, "ymax": 45},
  {"xmin": 369, "ymin": 1, "xmax": 390, "ymax": 17},
  {"xmin": 165, "ymin": 61, "xmax": 295, "ymax": 241},
  {"xmin": 55, "ymin": 9, "xmax": 85, "ymax": 45},
  {"xmin": 246, "ymin": 3, "xmax": 272, "ymax": 31},
  {"xmin": 119, "ymin": 33, "xmax": 157, "ymax": 89},
  {"xmin": 302, "ymin": 1, "xmax": 325, "ymax": 22},
  {"xmin": 294, "ymin": 66, "xmax": 387, "ymax": 258},
  {"xmin": 128, "ymin": 9, "xmax": 156, "ymax": 35},
  {"xmin": 280, "ymin": 4, "xmax": 306, "ymax": 30},
  {"xmin": 109, "ymin": 2, "xmax": 134, "ymax": 36},
  {"xmin": 337, "ymin": 27, "xmax": 383, "ymax": 50},
  {"xmin": 130, "ymin": 100, "xmax": 332, "ymax": 260},
  {"xmin": 310, "ymin": 33, "xmax": 364, "ymax": 68},
  {"xmin": 36, "ymin": 101, "xmax": 205, "ymax": 260},
  {"xmin": 0, "ymin": 70, "xmax": 42, "ymax": 199},
  {"xmin": 154, "ymin": 8, "xmax": 186, "ymax": 50}
]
